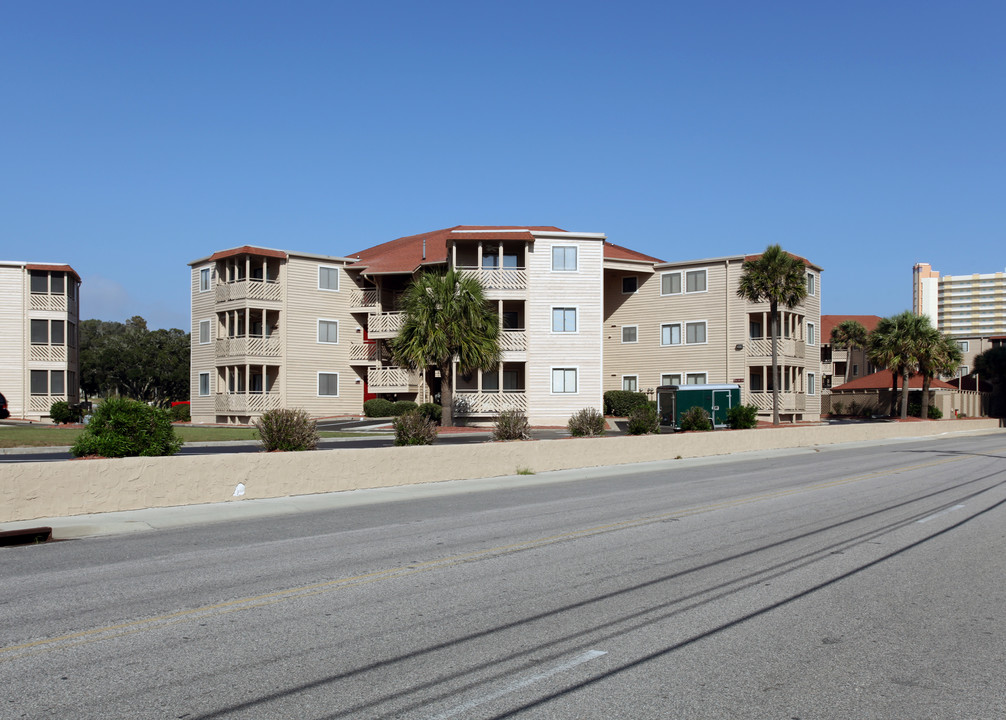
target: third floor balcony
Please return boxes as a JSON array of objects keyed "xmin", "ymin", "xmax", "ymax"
[{"xmin": 215, "ymin": 278, "xmax": 283, "ymax": 304}]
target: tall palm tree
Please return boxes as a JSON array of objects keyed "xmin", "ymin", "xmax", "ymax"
[
  {"xmin": 916, "ymin": 330, "xmax": 962, "ymax": 420},
  {"xmin": 391, "ymin": 269, "xmax": 500, "ymax": 427},
  {"xmin": 830, "ymin": 319, "xmax": 869, "ymax": 384},
  {"xmin": 737, "ymin": 245, "xmax": 809, "ymax": 425},
  {"xmin": 867, "ymin": 311, "xmax": 931, "ymax": 419}
]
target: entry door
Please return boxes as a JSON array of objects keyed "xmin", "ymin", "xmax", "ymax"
[{"xmin": 711, "ymin": 390, "xmax": 732, "ymax": 427}]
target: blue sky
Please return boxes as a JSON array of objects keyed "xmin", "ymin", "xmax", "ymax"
[{"xmin": 3, "ymin": 1, "xmax": 1003, "ymax": 329}]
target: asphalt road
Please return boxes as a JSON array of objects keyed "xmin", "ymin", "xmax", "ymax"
[{"xmin": 3, "ymin": 433, "xmax": 1005, "ymax": 718}]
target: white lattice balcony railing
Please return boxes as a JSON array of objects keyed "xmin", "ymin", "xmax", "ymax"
[
  {"xmin": 749, "ymin": 392, "xmax": 807, "ymax": 413},
  {"xmin": 367, "ymin": 366, "xmax": 419, "ymax": 390},
  {"xmin": 30, "ymin": 394, "xmax": 68, "ymax": 414},
  {"xmin": 215, "ymin": 335, "xmax": 281, "ymax": 358},
  {"xmin": 349, "ymin": 344, "xmax": 378, "ymax": 363},
  {"xmin": 368, "ymin": 312, "xmax": 405, "ymax": 336},
  {"xmin": 456, "ymin": 267, "xmax": 528, "ymax": 291},
  {"xmin": 747, "ymin": 337, "xmax": 806, "ymax": 359},
  {"xmin": 500, "ymin": 330, "xmax": 527, "ymax": 352},
  {"xmin": 215, "ymin": 279, "xmax": 283, "ymax": 303},
  {"xmin": 29, "ymin": 293, "xmax": 68, "ymax": 311},
  {"xmin": 453, "ymin": 391, "xmax": 527, "ymax": 416},
  {"xmin": 214, "ymin": 391, "xmax": 282, "ymax": 414},
  {"xmin": 349, "ymin": 290, "xmax": 379, "ymax": 309},
  {"xmin": 29, "ymin": 344, "xmax": 67, "ymax": 362}
]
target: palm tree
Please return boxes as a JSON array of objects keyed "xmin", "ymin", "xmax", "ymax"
[
  {"xmin": 391, "ymin": 269, "xmax": 500, "ymax": 427},
  {"xmin": 916, "ymin": 330, "xmax": 962, "ymax": 420},
  {"xmin": 737, "ymin": 245, "xmax": 809, "ymax": 425},
  {"xmin": 830, "ymin": 319, "xmax": 869, "ymax": 385},
  {"xmin": 867, "ymin": 311, "xmax": 931, "ymax": 419}
]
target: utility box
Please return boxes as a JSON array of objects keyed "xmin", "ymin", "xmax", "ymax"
[{"xmin": 656, "ymin": 384, "xmax": 741, "ymax": 430}]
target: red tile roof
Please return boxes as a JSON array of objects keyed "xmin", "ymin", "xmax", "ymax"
[
  {"xmin": 208, "ymin": 246, "xmax": 288, "ymax": 262},
  {"xmin": 832, "ymin": 370, "xmax": 958, "ymax": 391},
  {"xmin": 821, "ymin": 315, "xmax": 883, "ymax": 341},
  {"xmin": 604, "ymin": 241, "xmax": 663, "ymax": 263},
  {"xmin": 25, "ymin": 264, "xmax": 81, "ymax": 283}
]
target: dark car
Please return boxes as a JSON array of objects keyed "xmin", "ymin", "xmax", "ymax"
[{"xmin": 0, "ymin": 391, "xmax": 9, "ymax": 419}]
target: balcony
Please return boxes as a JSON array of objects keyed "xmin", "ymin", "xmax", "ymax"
[
  {"xmin": 215, "ymin": 279, "xmax": 283, "ymax": 303},
  {"xmin": 368, "ymin": 311, "xmax": 405, "ymax": 339},
  {"xmin": 749, "ymin": 392, "xmax": 807, "ymax": 413},
  {"xmin": 456, "ymin": 266, "xmax": 528, "ymax": 292},
  {"xmin": 747, "ymin": 337, "xmax": 806, "ymax": 360},
  {"xmin": 349, "ymin": 289, "xmax": 379, "ymax": 312},
  {"xmin": 499, "ymin": 329, "xmax": 527, "ymax": 353},
  {"xmin": 368, "ymin": 366, "xmax": 420, "ymax": 393},
  {"xmin": 215, "ymin": 335, "xmax": 282, "ymax": 359},
  {"xmin": 215, "ymin": 391, "xmax": 282, "ymax": 415},
  {"xmin": 29, "ymin": 344, "xmax": 67, "ymax": 362},
  {"xmin": 454, "ymin": 390, "xmax": 527, "ymax": 416},
  {"xmin": 348, "ymin": 343, "xmax": 378, "ymax": 365},
  {"xmin": 29, "ymin": 293, "xmax": 68, "ymax": 312}
]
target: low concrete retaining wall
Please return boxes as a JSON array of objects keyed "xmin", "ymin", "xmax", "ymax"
[{"xmin": 3, "ymin": 419, "xmax": 1002, "ymax": 523}]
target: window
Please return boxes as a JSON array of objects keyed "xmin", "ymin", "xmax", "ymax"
[
  {"xmin": 807, "ymin": 373, "xmax": 816, "ymax": 395},
  {"xmin": 852, "ymin": 364, "xmax": 859, "ymax": 377},
  {"xmin": 482, "ymin": 370, "xmax": 499, "ymax": 391},
  {"xmin": 50, "ymin": 274, "xmax": 65, "ymax": 295},
  {"xmin": 552, "ymin": 307, "xmax": 577, "ymax": 333},
  {"xmin": 29, "ymin": 271, "xmax": 48, "ymax": 294},
  {"xmin": 30, "ymin": 370, "xmax": 48, "ymax": 395},
  {"xmin": 50, "ymin": 370, "xmax": 64, "ymax": 396},
  {"xmin": 199, "ymin": 372, "xmax": 211, "ymax": 396},
  {"xmin": 51, "ymin": 320, "xmax": 64, "ymax": 345},
  {"xmin": 958, "ymin": 366, "xmax": 969, "ymax": 377},
  {"xmin": 686, "ymin": 373, "xmax": 707, "ymax": 385},
  {"xmin": 749, "ymin": 320, "xmax": 763, "ymax": 339},
  {"xmin": 661, "ymin": 373, "xmax": 682, "ymax": 386},
  {"xmin": 199, "ymin": 319, "xmax": 211, "ymax": 345},
  {"xmin": 30, "ymin": 319, "xmax": 48, "ymax": 344},
  {"xmin": 318, "ymin": 266, "xmax": 340, "ymax": 291},
  {"xmin": 482, "ymin": 253, "xmax": 499, "ymax": 269},
  {"xmin": 552, "ymin": 246, "xmax": 577, "ymax": 271},
  {"xmin": 685, "ymin": 321, "xmax": 707, "ymax": 344},
  {"xmin": 318, "ymin": 372, "xmax": 339, "ymax": 397},
  {"xmin": 661, "ymin": 272, "xmax": 681, "ymax": 295},
  {"xmin": 622, "ymin": 376, "xmax": 638, "ymax": 392},
  {"xmin": 806, "ymin": 272, "xmax": 816, "ymax": 295},
  {"xmin": 807, "ymin": 322, "xmax": 816, "ymax": 345},
  {"xmin": 552, "ymin": 368, "xmax": 577, "ymax": 393},
  {"xmin": 957, "ymin": 340, "xmax": 969, "ymax": 352},
  {"xmin": 622, "ymin": 276, "xmax": 637, "ymax": 294},
  {"xmin": 200, "ymin": 268, "xmax": 211, "ymax": 292},
  {"xmin": 502, "ymin": 311, "xmax": 519, "ymax": 329},
  {"xmin": 68, "ymin": 322, "xmax": 76, "ymax": 348},
  {"xmin": 318, "ymin": 319, "xmax": 339, "ymax": 344},
  {"xmin": 661, "ymin": 323, "xmax": 682, "ymax": 346},
  {"xmin": 685, "ymin": 269, "xmax": 707, "ymax": 293},
  {"xmin": 621, "ymin": 326, "xmax": 637, "ymax": 343}
]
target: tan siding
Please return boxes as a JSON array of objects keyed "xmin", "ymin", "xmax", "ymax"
[
  {"xmin": 190, "ymin": 263, "xmax": 217, "ymax": 422},
  {"xmin": 0, "ymin": 267, "xmax": 26, "ymax": 417}
]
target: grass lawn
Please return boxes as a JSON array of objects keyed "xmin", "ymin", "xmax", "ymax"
[{"xmin": 0, "ymin": 425, "xmax": 383, "ymax": 448}]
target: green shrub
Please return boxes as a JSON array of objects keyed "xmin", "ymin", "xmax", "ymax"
[
  {"xmin": 626, "ymin": 404, "xmax": 660, "ymax": 435},
  {"xmin": 392, "ymin": 400, "xmax": 418, "ymax": 416},
  {"xmin": 831, "ymin": 401, "xmax": 844, "ymax": 416},
  {"xmin": 418, "ymin": 402, "xmax": 442, "ymax": 424},
  {"xmin": 603, "ymin": 390, "xmax": 649, "ymax": 417},
  {"xmin": 363, "ymin": 398, "xmax": 395, "ymax": 417},
  {"xmin": 49, "ymin": 400, "xmax": 83, "ymax": 425},
  {"xmin": 567, "ymin": 407, "xmax": 607, "ymax": 437},
  {"xmin": 70, "ymin": 397, "xmax": 182, "ymax": 457},
  {"xmin": 678, "ymin": 406, "xmax": 712, "ymax": 432},
  {"xmin": 255, "ymin": 408, "xmax": 319, "ymax": 452},
  {"xmin": 393, "ymin": 412, "xmax": 438, "ymax": 446},
  {"xmin": 169, "ymin": 402, "xmax": 191, "ymax": 422},
  {"xmin": 726, "ymin": 404, "xmax": 758, "ymax": 429},
  {"xmin": 907, "ymin": 401, "xmax": 943, "ymax": 420},
  {"xmin": 493, "ymin": 409, "xmax": 531, "ymax": 441}
]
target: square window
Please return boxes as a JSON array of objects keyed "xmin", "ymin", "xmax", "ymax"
[
  {"xmin": 661, "ymin": 273, "xmax": 681, "ymax": 295},
  {"xmin": 622, "ymin": 376, "xmax": 638, "ymax": 392},
  {"xmin": 29, "ymin": 271, "xmax": 48, "ymax": 294},
  {"xmin": 552, "ymin": 246, "xmax": 577, "ymax": 271},
  {"xmin": 482, "ymin": 370, "xmax": 499, "ymax": 391},
  {"xmin": 686, "ymin": 373, "xmax": 707, "ymax": 385},
  {"xmin": 50, "ymin": 370, "xmax": 64, "ymax": 396},
  {"xmin": 622, "ymin": 276, "xmax": 638, "ymax": 294},
  {"xmin": 552, "ymin": 368, "xmax": 577, "ymax": 393},
  {"xmin": 30, "ymin": 369, "xmax": 48, "ymax": 394},
  {"xmin": 552, "ymin": 307, "xmax": 577, "ymax": 333},
  {"xmin": 199, "ymin": 319, "xmax": 211, "ymax": 344},
  {"xmin": 30, "ymin": 319, "xmax": 48, "ymax": 344},
  {"xmin": 661, "ymin": 373, "xmax": 681, "ymax": 386},
  {"xmin": 318, "ymin": 320, "xmax": 339, "ymax": 344},
  {"xmin": 318, "ymin": 372, "xmax": 339, "ymax": 396},
  {"xmin": 621, "ymin": 326, "xmax": 637, "ymax": 343},
  {"xmin": 686, "ymin": 270, "xmax": 706, "ymax": 293},
  {"xmin": 200, "ymin": 268, "xmax": 211, "ymax": 292},
  {"xmin": 661, "ymin": 323, "xmax": 681, "ymax": 346},
  {"xmin": 685, "ymin": 321, "xmax": 706, "ymax": 344},
  {"xmin": 199, "ymin": 372, "xmax": 211, "ymax": 396},
  {"xmin": 957, "ymin": 340, "xmax": 969, "ymax": 352},
  {"xmin": 319, "ymin": 266, "xmax": 339, "ymax": 291}
]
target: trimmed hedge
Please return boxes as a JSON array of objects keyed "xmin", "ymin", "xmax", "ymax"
[
  {"xmin": 603, "ymin": 390, "xmax": 649, "ymax": 417},
  {"xmin": 50, "ymin": 400, "xmax": 84, "ymax": 425},
  {"xmin": 363, "ymin": 398, "xmax": 395, "ymax": 417},
  {"xmin": 418, "ymin": 402, "xmax": 442, "ymax": 424},
  {"xmin": 70, "ymin": 397, "xmax": 182, "ymax": 458},
  {"xmin": 392, "ymin": 400, "xmax": 418, "ymax": 416}
]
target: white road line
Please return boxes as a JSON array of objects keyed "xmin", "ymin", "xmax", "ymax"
[
  {"xmin": 918, "ymin": 504, "xmax": 966, "ymax": 523},
  {"xmin": 426, "ymin": 649, "xmax": 608, "ymax": 720}
]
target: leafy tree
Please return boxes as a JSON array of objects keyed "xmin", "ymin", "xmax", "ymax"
[
  {"xmin": 830, "ymin": 319, "xmax": 869, "ymax": 385},
  {"xmin": 974, "ymin": 345, "xmax": 1006, "ymax": 417},
  {"xmin": 391, "ymin": 270, "xmax": 500, "ymax": 427},
  {"xmin": 737, "ymin": 245, "xmax": 809, "ymax": 425},
  {"xmin": 916, "ymin": 330, "xmax": 962, "ymax": 420},
  {"xmin": 868, "ymin": 311, "xmax": 931, "ymax": 419}
]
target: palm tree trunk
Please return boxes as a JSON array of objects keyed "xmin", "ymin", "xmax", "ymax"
[
  {"xmin": 900, "ymin": 369, "xmax": 911, "ymax": 419},
  {"xmin": 890, "ymin": 371, "xmax": 898, "ymax": 416},
  {"xmin": 440, "ymin": 361, "xmax": 454, "ymax": 427},
  {"xmin": 920, "ymin": 377, "xmax": 931, "ymax": 420},
  {"xmin": 770, "ymin": 303, "xmax": 780, "ymax": 425},
  {"xmin": 846, "ymin": 344, "xmax": 854, "ymax": 384}
]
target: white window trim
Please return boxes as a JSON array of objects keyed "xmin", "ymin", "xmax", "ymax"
[
  {"xmin": 807, "ymin": 372, "xmax": 816, "ymax": 395},
  {"xmin": 660, "ymin": 322, "xmax": 682, "ymax": 346},
  {"xmin": 550, "ymin": 306, "xmax": 579, "ymax": 334},
  {"xmin": 685, "ymin": 371, "xmax": 708, "ymax": 385},
  {"xmin": 807, "ymin": 272, "xmax": 817, "ymax": 296},
  {"xmin": 684, "ymin": 267, "xmax": 709, "ymax": 294},
  {"xmin": 317, "ymin": 318, "xmax": 340, "ymax": 344},
  {"xmin": 199, "ymin": 267, "xmax": 211, "ymax": 292},
  {"xmin": 198, "ymin": 371, "xmax": 211, "ymax": 397},
  {"xmin": 685, "ymin": 320, "xmax": 708, "ymax": 345},
  {"xmin": 622, "ymin": 375, "xmax": 639, "ymax": 392},
  {"xmin": 551, "ymin": 245, "xmax": 579, "ymax": 272},
  {"xmin": 806, "ymin": 321, "xmax": 816, "ymax": 346},
  {"xmin": 199, "ymin": 319, "xmax": 211, "ymax": 345},
  {"xmin": 957, "ymin": 340, "xmax": 969, "ymax": 352},
  {"xmin": 550, "ymin": 366, "xmax": 579, "ymax": 394},
  {"xmin": 318, "ymin": 264, "xmax": 340, "ymax": 292},
  {"xmin": 621, "ymin": 325, "xmax": 638, "ymax": 344},
  {"xmin": 621, "ymin": 276, "xmax": 638, "ymax": 294},
  {"xmin": 660, "ymin": 271, "xmax": 682, "ymax": 296},
  {"xmin": 958, "ymin": 365, "xmax": 969, "ymax": 377},
  {"xmin": 661, "ymin": 373, "xmax": 682, "ymax": 386},
  {"xmin": 317, "ymin": 371, "xmax": 340, "ymax": 397}
]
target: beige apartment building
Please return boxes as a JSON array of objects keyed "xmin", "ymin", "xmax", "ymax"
[
  {"xmin": 819, "ymin": 315, "xmax": 881, "ymax": 391},
  {"xmin": 0, "ymin": 261, "xmax": 81, "ymax": 421},
  {"xmin": 913, "ymin": 262, "xmax": 1006, "ymax": 337},
  {"xmin": 190, "ymin": 229, "xmax": 823, "ymax": 425}
]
